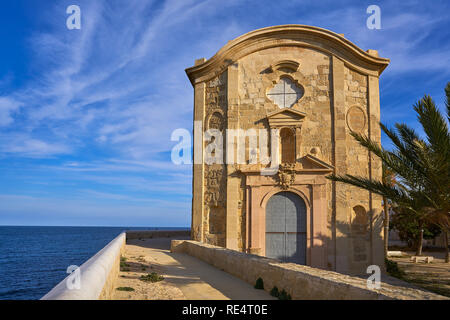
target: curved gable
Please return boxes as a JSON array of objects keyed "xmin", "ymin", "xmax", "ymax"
[{"xmin": 186, "ymin": 24, "xmax": 389, "ymax": 85}]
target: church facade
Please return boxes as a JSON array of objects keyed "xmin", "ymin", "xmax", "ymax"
[{"xmin": 186, "ymin": 25, "xmax": 389, "ymax": 274}]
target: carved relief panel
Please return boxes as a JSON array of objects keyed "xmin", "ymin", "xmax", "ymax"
[{"xmin": 203, "ymin": 72, "xmax": 227, "ymax": 246}]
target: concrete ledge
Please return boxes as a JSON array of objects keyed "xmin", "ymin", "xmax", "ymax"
[
  {"xmin": 126, "ymin": 230, "xmax": 190, "ymax": 240},
  {"xmin": 171, "ymin": 240, "xmax": 448, "ymax": 300},
  {"xmin": 41, "ymin": 232, "xmax": 126, "ymax": 300},
  {"xmin": 411, "ymin": 256, "xmax": 434, "ymax": 263},
  {"xmin": 387, "ymin": 251, "xmax": 405, "ymax": 257}
]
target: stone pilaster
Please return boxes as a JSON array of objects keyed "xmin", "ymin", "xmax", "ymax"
[
  {"xmin": 226, "ymin": 63, "xmax": 239, "ymax": 250},
  {"xmin": 310, "ymin": 183, "xmax": 328, "ymax": 269},
  {"xmin": 192, "ymin": 82, "xmax": 205, "ymax": 242},
  {"xmin": 368, "ymin": 75, "xmax": 384, "ymax": 269},
  {"xmin": 332, "ymin": 55, "xmax": 350, "ymax": 273}
]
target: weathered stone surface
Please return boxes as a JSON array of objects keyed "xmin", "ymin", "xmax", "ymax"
[
  {"xmin": 171, "ymin": 240, "xmax": 448, "ymax": 300},
  {"xmin": 126, "ymin": 230, "xmax": 190, "ymax": 240},
  {"xmin": 186, "ymin": 25, "xmax": 390, "ymax": 275}
]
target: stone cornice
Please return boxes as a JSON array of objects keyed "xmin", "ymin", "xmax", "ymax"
[
  {"xmin": 186, "ymin": 24, "xmax": 390, "ymax": 86},
  {"xmin": 266, "ymin": 108, "xmax": 307, "ymax": 128}
]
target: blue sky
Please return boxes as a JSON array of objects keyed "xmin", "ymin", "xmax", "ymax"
[{"xmin": 0, "ymin": 0, "xmax": 449, "ymax": 227}]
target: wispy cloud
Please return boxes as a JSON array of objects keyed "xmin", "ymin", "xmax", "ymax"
[
  {"xmin": 0, "ymin": 97, "xmax": 22, "ymax": 126},
  {"xmin": 0, "ymin": 0, "xmax": 448, "ymax": 225},
  {"xmin": 0, "ymin": 135, "xmax": 71, "ymax": 157}
]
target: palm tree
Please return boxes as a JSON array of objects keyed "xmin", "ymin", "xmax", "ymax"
[
  {"xmin": 327, "ymin": 83, "xmax": 450, "ymax": 261},
  {"xmin": 412, "ymin": 84, "xmax": 450, "ymax": 260}
]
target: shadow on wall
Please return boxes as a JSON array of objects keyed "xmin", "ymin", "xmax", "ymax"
[
  {"xmin": 312, "ymin": 205, "xmax": 385, "ymax": 277},
  {"xmin": 262, "ymin": 190, "xmax": 385, "ymax": 276}
]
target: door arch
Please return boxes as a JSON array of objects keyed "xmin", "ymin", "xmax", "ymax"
[{"xmin": 265, "ymin": 191, "xmax": 307, "ymax": 264}]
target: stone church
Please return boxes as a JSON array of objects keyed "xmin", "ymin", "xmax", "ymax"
[{"xmin": 186, "ymin": 25, "xmax": 389, "ymax": 274}]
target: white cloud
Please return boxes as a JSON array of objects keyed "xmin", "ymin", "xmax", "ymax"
[
  {"xmin": 0, "ymin": 0, "xmax": 245, "ymax": 162},
  {"xmin": 0, "ymin": 97, "xmax": 22, "ymax": 126},
  {"xmin": 1, "ymin": 0, "xmax": 449, "ymax": 225},
  {"xmin": 0, "ymin": 136, "xmax": 71, "ymax": 157}
]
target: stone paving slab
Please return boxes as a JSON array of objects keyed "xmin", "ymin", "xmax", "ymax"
[{"xmin": 111, "ymin": 237, "xmax": 275, "ymax": 300}]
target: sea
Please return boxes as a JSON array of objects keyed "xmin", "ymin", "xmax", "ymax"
[{"xmin": 0, "ymin": 226, "xmax": 189, "ymax": 300}]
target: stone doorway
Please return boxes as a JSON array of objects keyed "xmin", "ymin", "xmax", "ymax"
[{"xmin": 265, "ymin": 191, "xmax": 307, "ymax": 264}]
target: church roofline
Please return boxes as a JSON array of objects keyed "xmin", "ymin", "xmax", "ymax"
[{"xmin": 185, "ymin": 24, "xmax": 390, "ymax": 86}]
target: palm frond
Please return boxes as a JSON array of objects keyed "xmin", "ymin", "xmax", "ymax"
[
  {"xmin": 327, "ymin": 174, "xmax": 412, "ymax": 207},
  {"xmin": 445, "ymin": 82, "xmax": 450, "ymax": 121},
  {"xmin": 414, "ymin": 95, "xmax": 450, "ymax": 160},
  {"xmin": 327, "ymin": 83, "xmax": 450, "ymax": 233},
  {"xmin": 349, "ymin": 129, "xmax": 418, "ymax": 181}
]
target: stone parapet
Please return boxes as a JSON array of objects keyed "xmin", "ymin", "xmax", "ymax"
[
  {"xmin": 41, "ymin": 232, "xmax": 126, "ymax": 300},
  {"xmin": 171, "ymin": 240, "xmax": 447, "ymax": 300},
  {"xmin": 126, "ymin": 230, "xmax": 190, "ymax": 240}
]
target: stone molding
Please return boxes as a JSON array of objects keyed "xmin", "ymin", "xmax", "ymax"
[
  {"xmin": 270, "ymin": 59, "xmax": 300, "ymax": 72},
  {"xmin": 186, "ymin": 25, "xmax": 390, "ymax": 85},
  {"xmin": 266, "ymin": 108, "xmax": 306, "ymax": 128}
]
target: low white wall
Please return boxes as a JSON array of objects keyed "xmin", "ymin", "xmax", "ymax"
[{"xmin": 41, "ymin": 232, "xmax": 126, "ymax": 300}]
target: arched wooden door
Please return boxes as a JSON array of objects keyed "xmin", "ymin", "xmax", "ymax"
[{"xmin": 265, "ymin": 191, "xmax": 307, "ymax": 264}]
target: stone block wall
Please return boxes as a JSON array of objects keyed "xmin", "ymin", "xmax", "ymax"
[
  {"xmin": 171, "ymin": 240, "xmax": 447, "ymax": 300},
  {"xmin": 126, "ymin": 230, "xmax": 190, "ymax": 240},
  {"xmin": 187, "ymin": 25, "xmax": 391, "ymax": 275}
]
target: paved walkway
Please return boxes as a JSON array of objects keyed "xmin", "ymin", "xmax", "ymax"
[{"xmin": 111, "ymin": 237, "xmax": 275, "ymax": 300}]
